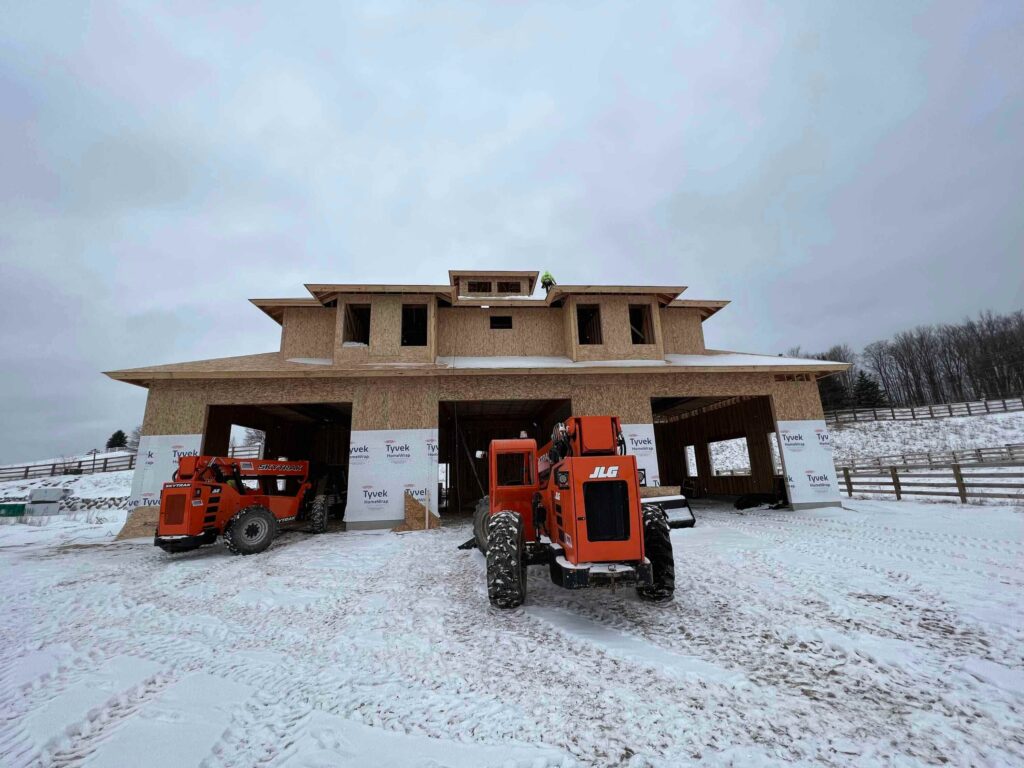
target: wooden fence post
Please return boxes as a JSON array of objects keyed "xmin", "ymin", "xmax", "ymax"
[
  {"xmin": 984, "ymin": 400, "xmax": 990, "ymax": 413},
  {"xmin": 23, "ymin": 466, "xmax": 29, "ymax": 480},
  {"xmin": 890, "ymin": 466, "xmax": 902, "ymax": 500},
  {"xmin": 50, "ymin": 463, "xmax": 57, "ymax": 476},
  {"xmin": 952, "ymin": 464, "xmax": 967, "ymax": 503},
  {"xmin": 948, "ymin": 403, "xmax": 953, "ymax": 416},
  {"xmin": 843, "ymin": 467, "xmax": 853, "ymax": 497}
]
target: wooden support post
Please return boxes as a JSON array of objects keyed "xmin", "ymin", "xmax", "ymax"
[
  {"xmin": 952, "ymin": 464, "xmax": 967, "ymax": 503},
  {"xmin": 843, "ymin": 467, "xmax": 853, "ymax": 497},
  {"xmin": 890, "ymin": 466, "xmax": 902, "ymax": 500}
]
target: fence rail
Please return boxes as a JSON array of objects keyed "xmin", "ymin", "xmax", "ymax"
[
  {"xmin": 844, "ymin": 443, "xmax": 1024, "ymax": 469},
  {"xmin": 826, "ymin": 396, "xmax": 1024, "ymax": 425},
  {"xmin": 836, "ymin": 461, "xmax": 1024, "ymax": 503},
  {"xmin": 0, "ymin": 443, "xmax": 265, "ymax": 482},
  {"xmin": 0, "ymin": 453, "xmax": 137, "ymax": 481}
]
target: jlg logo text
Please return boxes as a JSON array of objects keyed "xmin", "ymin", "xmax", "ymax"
[{"xmin": 588, "ymin": 466, "xmax": 619, "ymax": 479}]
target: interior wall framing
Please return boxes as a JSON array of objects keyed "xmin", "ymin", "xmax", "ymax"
[{"xmin": 654, "ymin": 396, "xmax": 780, "ymax": 497}]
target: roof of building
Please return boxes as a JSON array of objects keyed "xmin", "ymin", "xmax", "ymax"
[
  {"xmin": 249, "ymin": 298, "xmax": 323, "ymax": 323},
  {"xmin": 448, "ymin": 270, "xmax": 539, "ymax": 294},
  {"xmin": 105, "ymin": 349, "xmax": 850, "ymax": 387},
  {"xmin": 545, "ymin": 285, "xmax": 687, "ymax": 306}
]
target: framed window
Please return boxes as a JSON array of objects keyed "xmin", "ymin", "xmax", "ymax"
[
  {"xmin": 467, "ymin": 281, "xmax": 492, "ymax": 293},
  {"xmin": 401, "ymin": 304, "xmax": 428, "ymax": 346},
  {"xmin": 576, "ymin": 304, "xmax": 603, "ymax": 345},
  {"xmin": 629, "ymin": 304, "xmax": 654, "ymax": 344},
  {"xmin": 490, "ymin": 316, "xmax": 513, "ymax": 330},
  {"xmin": 496, "ymin": 281, "xmax": 521, "ymax": 294},
  {"xmin": 343, "ymin": 304, "xmax": 371, "ymax": 345}
]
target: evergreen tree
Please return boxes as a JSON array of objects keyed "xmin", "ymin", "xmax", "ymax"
[
  {"xmin": 853, "ymin": 370, "xmax": 887, "ymax": 408},
  {"xmin": 106, "ymin": 429, "xmax": 128, "ymax": 450},
  {"xmin": 816, "ymin": 372, "xmax": 850, "ymax": 411}
]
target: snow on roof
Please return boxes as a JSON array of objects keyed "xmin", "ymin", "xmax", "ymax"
[{"xmin": 437, "ymin": 351, "xmax": 845, "ymax": 371}]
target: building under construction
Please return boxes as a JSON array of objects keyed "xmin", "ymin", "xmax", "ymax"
[{"xmin": 107, "ymin": 270, "xmax": 847, "ymax": 529}]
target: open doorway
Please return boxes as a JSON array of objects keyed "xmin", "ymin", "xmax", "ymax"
[
  {"xmin": 438, "ymin": 399, "xmax": 571, "ymax": 515},
  {"xmin": 204, "ymin": 403, "xmax": 352, "ymax": 523},
  {"xmin": 651, "ymin": 395, "xmax": 782, "ymax": 499}
]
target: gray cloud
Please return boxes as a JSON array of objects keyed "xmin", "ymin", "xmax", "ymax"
[{"xmin": 1, "ymin": 0, "xmax": 1021, "ymax": 463}]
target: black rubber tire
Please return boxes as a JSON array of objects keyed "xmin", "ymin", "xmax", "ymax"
[
  {"xmin": 309, "ymin": 494, "xmax": 329, "ymax": 533},
  {"xmin": 472, "ymin": 496, "xmax": 490, "ymax": 553},
  {"xmin": 224, "ymin": 506, "xmax": 277, "ymax": 555},
  {"xmin": 637, "ymin": 504, "xmax": 675, "ymax": 602},
  {"xmin": 486, "ymin": 510, "xmax": 526, "ymax": 609}
]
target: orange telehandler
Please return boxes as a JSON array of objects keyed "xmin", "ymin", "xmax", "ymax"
[
  {"xmin": 472, "ymin": 415, "xmax": 691, "ymax": 608},
  {"xmin": 154, "ymin": 456, "xmax": 343, "ymax": 555}
]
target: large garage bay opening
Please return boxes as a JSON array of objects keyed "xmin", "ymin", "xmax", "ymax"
[
  {"xmin": 204, "ymin": 403, "xmax": 352, "ymax": 521},
  {"xmin": 438, "ymin": 399, "xmax": 571, "ymax": 514},
  {"xmin": 652, "ymin": 396, "xmax": 783, "ymax": 501}
]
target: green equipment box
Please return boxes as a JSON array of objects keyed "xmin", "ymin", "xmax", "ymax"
[{"xmin": 0, "ymin": 502, "xmax": 26, "ymax": 517}]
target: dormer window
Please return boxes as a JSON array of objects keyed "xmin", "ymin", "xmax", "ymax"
[
  {"xmin": 496, "ymin": 281, "xmax": 521, "ymax": 294},
  {"xmin": 467, "ymin": 281, "xmax": 492, "ymax": 293}
]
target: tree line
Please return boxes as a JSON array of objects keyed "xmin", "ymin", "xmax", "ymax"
[{"xmin": 791, "ymin": 310, "xmax": 1024, "ymax": 411}]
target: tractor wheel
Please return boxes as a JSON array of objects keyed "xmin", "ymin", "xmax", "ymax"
[
  {"xmin": 307, "ymin": 477, "xmax": 330, "ymax": 534},
  {"xmin": 486, "ymin": 510, "xmax": 526, "ymax": 609},
  {"xmin": 224, "ymin": 506, "xmax": 277, "ymax": 556},
  {"xmin": 472, "ymin": 496, "xmax": 490, "ymax": 553},
  {"xmin": 637, "ymin": 504, "xmax": 675, "ymax": 602},
  {"xmin": 308, "ymin": 494, "xmax": 329, "ymax": 533}
]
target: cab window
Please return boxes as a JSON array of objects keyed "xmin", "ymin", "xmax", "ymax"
[{"xmin": 496, "ymin": 452, "xmax": 533, "ymax": 487}]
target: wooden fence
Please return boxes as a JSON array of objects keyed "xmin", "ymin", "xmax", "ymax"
[
  {"xmin": 845, "ymin": 443, "xmax": 1024, "ymax": 469},
  {"xmin": 0, "ymin": 453, "xmax": 137, "ymax": 481},
  {"xmin": 0, "ymin": 443, "xmax": 263, "ymax": 482},
  {"xmin": 836, "ymin": 462, "xmax": 1024, "ymax": 503},
  {"xmin": 826, "ymin": 395, "xmax": 1024, "ymax": 425}
]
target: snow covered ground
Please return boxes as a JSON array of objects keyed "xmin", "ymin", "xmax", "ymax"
[
  {"xmin": 0, "ymin": 470, "xmax": 133, "ymax": 502},
  {"xmin": 1, "ymin": 500, "xmax": 1022, "ymax": 767},
  {"xmin": 830, "ymin": 410, "xmax": 1024, "ymax": 463}
]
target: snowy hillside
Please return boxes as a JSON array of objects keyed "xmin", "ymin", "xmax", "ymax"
[
  {"xmin": 1, "ymin": 501, "xmax": 1022, "ymax": 766},
  {"xmin": 709, "ymin": 411, "xmax": 1024, "ymax": 472},
  {"xmin": 830, "ymin": 411, "xmax": 1024, "ymax": 463}
]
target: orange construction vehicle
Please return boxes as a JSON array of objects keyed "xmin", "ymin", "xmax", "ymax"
[
  {"xmin": 154, "ymin": 456, "xmax": 343, "ymax": 555},
  {"xmin": 472, "ymin": 415, "xmax": 691, "ymax": 608}
]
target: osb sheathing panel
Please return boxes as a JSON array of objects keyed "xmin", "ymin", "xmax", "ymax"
[
  {"xmin": 436, "ymin": 307, "xmax": 565, "ymax": 357},
  {"xmin": 659, "ymin": 308, "xmax": 705, "ymax": 354},
  {"xmin": 280, "ymin": 307, "xmax": 336, "ymax": 359},
  {"xmin": 565, "ymin": 295, "xmax": 664, "ymax": 363},
  {"xmin": 140, "ymin": 371, "xmax": 824, "ymax": 437},
  {"xmin": 333, "ymin": 294, "xmax": 436, "ymax": 365}
]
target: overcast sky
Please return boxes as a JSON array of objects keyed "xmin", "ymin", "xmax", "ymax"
[{"xmin": 1, "ymin": 1, "xmax": 1021, "ymax": 463}]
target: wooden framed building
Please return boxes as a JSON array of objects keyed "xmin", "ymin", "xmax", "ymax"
[{"xmin": 107, "ymin": 270, "xmax": 849, "ymax": 530}]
